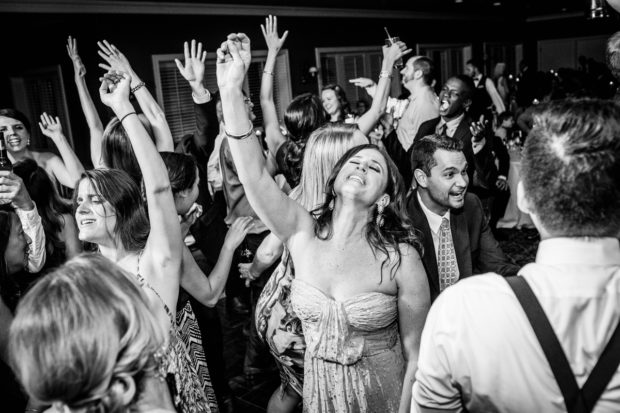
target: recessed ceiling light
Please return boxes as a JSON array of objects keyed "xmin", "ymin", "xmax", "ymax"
[
  {"xmin": 455, "ymin": 0, "xmax": 464, "ymax": 3},
  {"xmin": 493, "ymin": 1, "xmax": 501, "ymax": 6}
]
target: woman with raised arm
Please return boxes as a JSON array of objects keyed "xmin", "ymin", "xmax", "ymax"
[
  {"xmin": 242, "ymin": 123, "xmax": 368, "ymax": 413},
  {"xmin": 260, "ymin": 15, "xmax": 327, "ymax": 189},
  {"xmin": 0, "ymin": 109, "xmax": 85, "ymax": 189},
  {"xmin": 97, "ymin": 40, "xmax": 174, "ymax": 152},
  {"xmin": 66, "ymin": 36, "xmax": 105, "ymax": 168},
  {"xmin": 74, "ymin": 70, "xmax": 212, "ymax": 412},
  {"xmin": 217, "ymin": 34, "xmax": 430, "ymax": 413}
]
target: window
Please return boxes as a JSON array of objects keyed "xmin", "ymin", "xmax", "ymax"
[
  {"xmin": 315, "ymin": 46, "xmax": 400, "ymax": 105},
  {"xmin": 152, "ymin": 50, "xmax": 292, "ymax": 141},
  {"xmin": 10, "ymin": 65, "xmax": 74, "ymax": 150},
  {"xmin": 417, "ymin": 44, "xmax": 472, "ymax": 87}
]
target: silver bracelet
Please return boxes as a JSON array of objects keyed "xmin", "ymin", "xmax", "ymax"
[
  {"xmin": 379, "ymin": 70, "xmax": 392, "ymax": 79},
  {"xmin": 224, "ymin": 122, "xmax": 254, "ymax": 140},
  {"xmin": 263, "ymin": 70, "xmax": 274, "ymax": 76}
]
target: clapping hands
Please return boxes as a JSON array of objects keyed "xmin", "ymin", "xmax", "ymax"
[
  {"xmin": 216, "ymin": 33, "xmax": 252, "ymax": 91},
  {"xmin": 99, "ymin": 71, "xmax": 132, "ymax": 110},
  {"xmin": 66, "ymin": 36, "xmax": 86, "ymax": 77}
]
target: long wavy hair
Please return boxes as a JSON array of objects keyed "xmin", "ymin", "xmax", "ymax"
[
  {"xmin": 282, "ymin": 93, "xmax": 327, "ymax": 187},
  {"xmin": 293, "ymin": 123, "xmax": 365, "ymax": 210},
  {"xmin": 321, "ymin": 84, "xmax": 351, "ymax": 122},
  {"xmin": 9, "ymin": 254, "xmax": 165, "ymax": 412},
  {"xmin": 73, "ymin": 169, "xmax": 149, "ymax": 252},
  {"xmin": 13, "ymin": 159, "xmax": 73, "ymax": 262},
  {"xmin": 312, "ymin": 144, "xmax": 422, "ymax": 282}
]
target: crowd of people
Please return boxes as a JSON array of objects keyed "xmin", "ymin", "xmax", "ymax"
[{"xmin": 0, "ymin": 12, "xmax": 619, "ymax": 413}]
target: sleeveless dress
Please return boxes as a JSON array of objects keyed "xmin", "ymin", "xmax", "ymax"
[
  {"xmin": 290, "ymin": 279, "xmax": 405, "ymax": 413},
  {"xmin": 134, "ymin": 262, "xmax": 214, "ymax": 413},
  {"xmin": 176, "ymin": 300, "xmax": 220, "ymax": 412},
  {"xmin": 254, "ymin": 251, "xmax": 305, "ymax": 397}
]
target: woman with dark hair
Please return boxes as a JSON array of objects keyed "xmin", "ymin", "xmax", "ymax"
[
  {"xmin": 9, "ymin": 254, "xmax": 176, "ymax": 413},
  {"xmin": 0, "ymin": 109, "xmax": 84, "ymax": 189},
  {"xmin": 74, "ymin": 70, "xmax": 213, "ymax": 412},
  {"xmin": 217, "ymin": 34, "xmax": 430, "ymax": 413},
  {"xmin": 259, "ymin": 16, "xmax": 327, "ymax": 189},
  {"xmin": 321, "ymin": 83, "xmax": 352, "ymax": 123},
  {"xmin": 13, "ymin": 158, "xmax": 82, "ymax": 269}
]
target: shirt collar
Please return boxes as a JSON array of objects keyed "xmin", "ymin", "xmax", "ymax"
[
  {"xmin": 417, "ymin": 192, "xmax": 450, "ymax": 235},
  {"xmin": 536, "ymin": 237, "xmax": 620, "ymax": 266},
  {"xmin": 437, "ymin": 113, "xmax": 465, "ymax": 135}
]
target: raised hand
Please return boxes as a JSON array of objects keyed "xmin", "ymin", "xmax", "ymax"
[
  {"xmin": 66, "ymin": 36, "xmax": 86, "ymax": 77},
  {"xmin": 38, "ymin": 112, "xmax": 64, "ymax": 139},
  {"xmin": 261, "ymin": 15, "xmax": 288, "ymax": 54},
  {"xmin": 216, "ymin": 34, "xmax": 251, "ymax": 91},
  {"xmin": 99, "ymin": 71, "xmax": 132, "ymax": 110},
  {"xmin": 175, "ymin": 39, "xmax": 207, "ymax": 86},
  {"xmin": 349, "ymin": 77, "xmax": 375, "ymax": 88},
  {"xmin": 97, "ymin": 40, "xmax": 134, "ymax": 76},
  {"xmin": 382, "ymin": 40, "xmax": 411, "ymax": 68},
  {"xmin": 224, "ymin": 216, "xmax": 254, "ymax": 249}
]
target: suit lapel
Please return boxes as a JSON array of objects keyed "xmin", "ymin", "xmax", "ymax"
[
  {"xmin": 408, "ymin": 193, "xmax": 440, "ymax": 295},
  {"xmin": 450, "ymin": 208, "xmax": 472, "ymax": 279}
]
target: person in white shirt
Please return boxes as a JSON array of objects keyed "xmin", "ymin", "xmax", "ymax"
[
  {"xmin": 413, "ymin": 98, "xmax": 620, "ymax": 413},
  {"xmin": 351, "ymin": 55, "xmax": 439, "ymax": 152}
]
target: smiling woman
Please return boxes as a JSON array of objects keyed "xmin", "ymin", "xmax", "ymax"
[{"xmin": 0, "ymin": 109, "xmax": 85, "ymax": 189}]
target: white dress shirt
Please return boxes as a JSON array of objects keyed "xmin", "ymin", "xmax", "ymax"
[
  {"xmin": 435, "ymin": 113, "xmax": 465, "ymax": 138},
  {"xmin": 416, "ymin": 192, "xmax": 455, "ymax": 266},
  {"xmin": 413, "ymin": 237, "xmax": 620, "ymax": 413},
  {"xmin": 15, "ymin": 203, "xmax": 46, "ymax": 273}
]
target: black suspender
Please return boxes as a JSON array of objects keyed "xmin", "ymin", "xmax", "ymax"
[{"xmin": 505, "ymin": 276, "xmax": 620, "ymax": 413}]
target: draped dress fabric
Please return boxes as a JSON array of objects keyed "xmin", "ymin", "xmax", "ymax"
[
  {"xmin": 290, "ymin": 279, "xmax": 405, "ymax": 413},
  {"xmin": 255, "ymin": 251, "xmax": 305, "ymax": 397}
]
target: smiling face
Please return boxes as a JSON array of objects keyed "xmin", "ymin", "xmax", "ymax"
[
  {"xmin": 438, "ymin": 78, "xmax": 470, "ymax": 121},
  {"xmin": 321, "ymin": 89, "xmax": 341, "ymax": 117},
  {"xmin": 74, "ymin": 179, "xmax": 117, "ymax": 245},
  {"xmin": 416, "ymin": 149, "xmax": 469, "ymax": 215},
  {"xmin": 334, "ymin": 148, "xmax": 389, "ymax": 206},
  {"xmin": 0, "ymin": 116, "xmax": 30, "ymax": 154},
  {"xmin": 4, "ymin": 212, "xmax": 29, "ymax": 274}
]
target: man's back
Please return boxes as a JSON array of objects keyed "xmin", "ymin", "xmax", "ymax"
[{"xmin": 413, "ymin": 237, "xmax": 620, "ymax": 412}]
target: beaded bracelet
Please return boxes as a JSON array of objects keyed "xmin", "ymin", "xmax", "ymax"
[
  {"xmin": 131, "ymin": 81, "xmax": 146, "ymax": 94},
  {"xmin": 224, "ymin": 122, "xmax": 254, "ymax": 140},
  {"xmin": 119, "ymin": 112, "xmax": 137, "ymax": 124},
  {"xmin": 379, "ymin": 70, "xmax": 392, "ymax": 79}
]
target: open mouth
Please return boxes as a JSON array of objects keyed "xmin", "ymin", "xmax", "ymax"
[
  {"xmin": 347, "ymin": 175, "xmax": 365, "ymax": 185},
  {"xmin": 7, "ymin": 137, "xmax": 22, "ymax": 147},
  {"xmin": 450, "ymin": 191, "xmax": 465, "ymax": 201},
  {"xmin": 440, "ymin": 100, "xmax": 450, "ymax": 111},
  {"xmin": 79, "ymin": 218, "xmax": 96, "ymax": 226}
]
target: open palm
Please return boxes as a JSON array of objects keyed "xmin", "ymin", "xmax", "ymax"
[{"xmin": 175, "ymin": 39, "xmax": 207, "ymax": 84}]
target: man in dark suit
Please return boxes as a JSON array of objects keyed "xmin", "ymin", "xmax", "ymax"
[{"xmin": 408, "ymin": 134, "xmax": 518, "ymax": 301}]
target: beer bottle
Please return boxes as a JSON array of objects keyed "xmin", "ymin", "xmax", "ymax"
[{"xmin": 0, "ymin": 131, "xmax": 12, "ymax": 171}]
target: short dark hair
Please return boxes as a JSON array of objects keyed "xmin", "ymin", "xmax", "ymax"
[
  {"xmin": 413, "ymin": 56, "xmax": 435, "ymax": 86},
  {"xmin": 411, "ymin": 134, "xmax": 464, "ymax": 177},
  {"xmin": 159, "ymin": 152, "xmax": 197, "ymax": 195},
  {"xmin": 74, "ymin": 169, "xmax": 150, "ymax": 252},
  {"xmin": 522, "ymin": 98, "xmax": 620, "ymax": 237},
  {"xmin": 497, "ymin": 111, "xmax": 514, "ymax": 124},
  {"xmin": 0, "ymin": 108, "xmax": 31, "ymax": 133},
  {"xmin": 607, "ymin": 31, "xmax": 620, "ymax": 81},
  {"xmin": 466, "ymin": 59, "xmax": 483, "ymax": 71},
  {"xmin": 451, "ymin": 75, "xmax": 475, "ymax": 102}
]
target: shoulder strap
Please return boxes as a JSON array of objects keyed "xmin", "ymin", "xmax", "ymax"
[
  {"xmin": 505, "ymin": 276, "xmax": 584, "ymax": 413},
  {"xmin": 505, "ymin": 276, "xmax": 620, "ymax": 413},
  {"xmin": 135, "ymin": 250, "xmax": 174, "ymax": 325}
]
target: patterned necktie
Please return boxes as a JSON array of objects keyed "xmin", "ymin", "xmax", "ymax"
[{"xmin": 438, "ymin": 218, "xmax": 459, "ymax": 291}]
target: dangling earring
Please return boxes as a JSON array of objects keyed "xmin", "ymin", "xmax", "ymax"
[
  {"xmin": 27, "ymin": 138, "xmax": 31, "ymax": 146},
  {"xmin": 328, "ymin": 198, "xmax": 335, "ymax": 211},
  {"xmin": 376, "ymin": 204, "xmax": 385, "ymax": 227}
]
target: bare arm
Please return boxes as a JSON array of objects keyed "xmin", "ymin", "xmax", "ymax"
[
  {"xmin": 99, "ymin": 71, "xmax": 182, "ymax": 311},
  {"xmin": 66, "ymin": 36, "xmax": 105, "ymax": 167},
  {"xmin": 180, "ymin": 217, "xmax": 254, "ymax": 307},
  {"xmin": 395, "ymin": 245, "xmax": 431, "ymax": 413},
  {"xmin": 98, "ymin": 41, "xmax": 174, "ymax": 152},
  {"xmin": 260, "ymin": 15, "xmax": 289, "ymax": 157},
  {"xmin": 484, "ymin": 78, "xmax": 506, "ymax": 114},
  {"xmin": 38, "ymin": 113, "xmax": 85, "ymax": 188},
  {"xmin": 239, "ymin": 231, "xmax": 284, "ymax": 284},
  {"xmin": 216, "ymin": 34, "xmax": 314, "ymax": 242}
]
